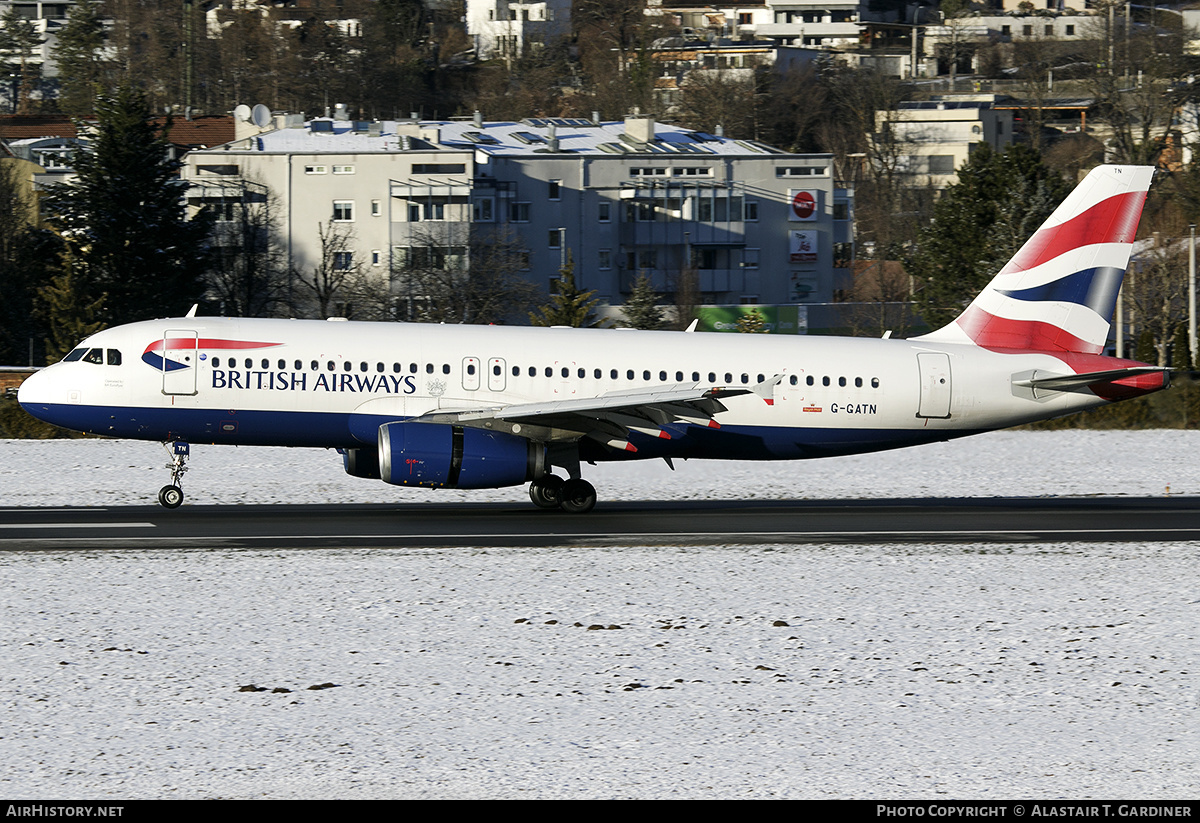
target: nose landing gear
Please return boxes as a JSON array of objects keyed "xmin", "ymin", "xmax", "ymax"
[{"xmin": 158, "ymin": 441, "xmax": 189, "ymax": 508}]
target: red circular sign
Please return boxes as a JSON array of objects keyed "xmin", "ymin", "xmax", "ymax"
[{"xmin": 791, "ymin": 190, "xmax": 816, "ymax": 219}]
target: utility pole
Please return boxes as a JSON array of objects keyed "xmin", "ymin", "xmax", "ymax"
[{"xmin": 1190, "ymin": 223, "xmax": 1197, "ymax": 363}]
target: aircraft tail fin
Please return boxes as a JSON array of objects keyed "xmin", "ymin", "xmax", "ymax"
[{"xmin": 916, "ymin": 164, "xmax": 1155, "ymax": 354}]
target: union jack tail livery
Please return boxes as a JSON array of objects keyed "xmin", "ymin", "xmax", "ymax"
[{"xmin": 919, "ymin": 164, "xmax": 1155, "ymax": 354}]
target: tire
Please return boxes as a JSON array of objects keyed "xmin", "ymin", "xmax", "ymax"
[
  {"xmin": 158, "ymin": 485, "xmax": 184, "ymax": 509},
  {"xmin": 558, "ymin": 478, "xmax": 596, "ymax": 514},
  {"xmin": 529, "ymin": 475, "xmax": 564, "ymax": 509}
]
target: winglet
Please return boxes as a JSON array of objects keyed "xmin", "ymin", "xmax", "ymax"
[
  {"xmin": 684, "ymin": 319, "xmax": 698, "ymax": 333},
  {"xmin": 185, "ymin": 304, "xmax": 199, "ymax": 318}
]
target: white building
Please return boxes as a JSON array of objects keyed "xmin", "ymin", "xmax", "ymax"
[
  {"xmin": 182, "ymin": 114, "xmax": 854, "ymax": 316},
  {"xmin": 875, "ymin": 97, "xmax": 1014, "ymax": 187},
  {"xmin": 465, "ymin": 0, "xmax": 572, "ymax": 61}
]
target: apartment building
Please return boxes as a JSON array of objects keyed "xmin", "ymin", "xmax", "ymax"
[{"xmin": 182, "ymin": 114, "xmax": 853, "ymax": 315}]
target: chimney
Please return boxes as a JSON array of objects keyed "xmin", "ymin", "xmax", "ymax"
[
  {"xmin": 548, "ymin": 123, "xmax": 559, "ymax": 152},
  {"xmin": 625, "ymin": 115, "xmax": 655, "ymax": 144},
  {"xmin": 473, "ymin": 110, "xmax": 483, "ymax": 128}
]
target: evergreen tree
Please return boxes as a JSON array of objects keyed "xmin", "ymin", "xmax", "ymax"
[
  {"xmin": 39, "ymin": 256, "xmax": 106, "ymax": 363},
  {"xmin": 43, "ymin": 86, "xmax": 213, "ymax": 325},
  {"xmin": 1172, "ymin": 323, "xmax": 1193, "ymax": 372},
  {"xmin": 51, "ymin": 0, "xmax": 110, "ymax": 117},
  {"xmin": 0, "ymin": 160, "xmax": 62, "ymax": 366},
  {"xmin": 620, "ymin": 274, "xmax": 664, "ymax": 329},
  {"xmin": 907, "ymin": 145, "xmax": 1069, "ymax": 331},
  {"xmin": 529, "ymin": 252, "xmax": 609, "ymax": 328}
]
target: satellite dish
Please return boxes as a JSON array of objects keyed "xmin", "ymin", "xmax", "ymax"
[
  {"xmin": 251, "ymin": 104, "xmax": 271, "ymax": 128},
  {"xmin": 233, "ymin": 104, "xmax": 251, "ymax": 123}
]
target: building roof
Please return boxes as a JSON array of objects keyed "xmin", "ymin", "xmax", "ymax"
[
  {"xmin": 0, "ymin": 114, "xmax": 77, "ymax": 141},
  {"xmin": 151, "ymin": 115, "xmax": 238, "ymax": 150},
  {"xmin": 214, "ymin": 116, "xmax": 818, "ymax": 159}
]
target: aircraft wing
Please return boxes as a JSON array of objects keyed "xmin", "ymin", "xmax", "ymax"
[{"xmin": 414, "ymin": 377, "xmax": 781, "ymax": 452}]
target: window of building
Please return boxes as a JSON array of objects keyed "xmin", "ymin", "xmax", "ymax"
[
  {"xmin": 549, "ymin": 179, "xmax": 561, "ymax": 200},
  {"xmin": 548, "ymin": 229, "xmax": 563, "ymax": 249},
  {"xmin": 333, "ymin": 165, "xmax": 355, "ymax": 174},
  {"xmin": 333, "ymin": 252, "xmax": 353, "ymax": 270},
  {"xmin": 598, "ymin": 249, "xmax": 612, "ymax": 269},
  {"xmin": 928, "ymin": 155, "xmax": 955, "ymax": 175},
  {"xmin": 304, "ymin": 165, "xmax": 327, "ymax": 174},
  {"xmin": 333, "ymin": 200, "xmax": 354, "ymax": 221},
  {"xmin": 371, "ymin": 199, "xmax": 381, "ymax": 217},
  {"xmin": 598, "ymin": 201, "xmax": 612, "ymax": 222},
  {"xmin": 510, "ymin": 202, "xmax": 531, "ymax": 222},
  {"xmin": 742, "ymin": 248, "xmax": 759, "ymax": 269},
  {"xmin": 412, "ymin": 163, "xmax": 466, "ymax": 174},
  {"xmin": 473, "ymin": 197, "xmax": 495, "ymax": 222}
]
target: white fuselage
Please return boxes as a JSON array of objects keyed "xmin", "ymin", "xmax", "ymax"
[{"xmin": 18, "ymin": 316, "xmax": 1122, "ymax": 461}]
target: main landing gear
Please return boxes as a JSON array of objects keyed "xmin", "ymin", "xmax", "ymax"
[
  {"xmin": 158, "ymin": 441, "xmax": 189, "ymax": 509},
  {"xmin": 529, "ymin": 475, "xmax": 597, "ymax": 514}
]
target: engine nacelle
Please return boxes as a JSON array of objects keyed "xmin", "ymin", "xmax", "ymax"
[
  {"xmin": 341, "ymin": 448, "xmax": 381, "ymax": 479},
  {"xmin": 378, "ymin": 422, "xmax": 545, "ymax": 489}
]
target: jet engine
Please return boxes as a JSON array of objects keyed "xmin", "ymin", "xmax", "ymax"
[{"xmin": 378, "ymin": 421, "xmax": 545, "ymax": 489}]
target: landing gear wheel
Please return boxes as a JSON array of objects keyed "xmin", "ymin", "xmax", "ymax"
[
  {"xmin": 558, "ymin": 478, "xmax": 597, "ymax": 514},
  {"xmin": 158, "ymin": 485, "xmax": 184, "ymax": 509},
  {"xmin": 529, "ymin": 475, "xmax": 564, "ymax": 509}
]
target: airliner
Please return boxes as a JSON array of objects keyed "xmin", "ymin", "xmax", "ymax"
[{"xmin": 18, "ymin": 164, "xmax": 1169, "ymax": 513}]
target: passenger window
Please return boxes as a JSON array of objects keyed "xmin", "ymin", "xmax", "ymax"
[
  {"xmin": 594, "ymin": 369, "xmax": 602, "ymax": 379},
  {"xmin": 360, "ymin": 362, "xmax": 368, "ymax": 372},
  {"xmin": 724, "ymin": 373, "xmax": 732, "ymax": 383},
  {"xmin": 544, "ymin": 366, "xmax": 552, "ymax": 377},
  {"xmin": 442, "ymin": 364, "xmax": 450, "ymax": 374},
  {"xmin": 107, "ymin": 349, "xmax": 122, "ymax": 366},
  {"xmin": 643, "ymin": 370, "xmax": 651, "ymax": 381},
  {"xmin": 822, "ymin": 376, "xmax": 830, "ymax": 387},
  {"xmin": 262, "ymin": 358, "xmax": 270, "ymax": 369},
  {"xmin": 376, "ymin": 362, "xmax": 384, "ymax": 373},
  {"xmin": 610, "ymin": 369, "xmax": 618, "ymax": 379},
  {"xmin": 245, "ymin": 358, "xmax": 253, "ymax": 369},
  {"xmin": 212, "ymin": 357, "xmax": 222, "ymax": 368},
  {"xmin": 393, "ymin": 363, "xmax": 401, "ymax": 373},
  {"xmin": 312, "ymin": 361, "xmax": 319, "ymax": 370},
  {"xmin": 578, "ymin": 368, "xmax": 585, "ymax": 378},
  {"xmin": 838, "ymin": 377, "xmax": 846, "ymax": 387},
  {"xmin": 756, "ymin": 373, "xmax": 764, "ymax": 383},
  {"xmin": 528, "ymin": 366, "xmax": 536, "ymax": 377},
  {"xmin": 328, "ymin": 361, "xmax": 335, "ymax": 371},
  {"xmin": 626, "ymin": 369, "xmax": 634, "ymax": 380},
  {"xmin": 855, "ymin": 377, "xmax": 862, "ymax": 388},
  {"xmin": 659, "ymin": 370, "xmax": 667, "ymax": 381},
  {"xmin": 708, "ymin": 372, "xmax": 716, "ymax": 382},
  {"xmin": 675, "ymin": 371, "xmax": 683, "ymax": 382},
  {"xmin": 872, "ymin": 377, "xmax": 880, "ymax": 388},
  {"xmin": 741, "ymin": 374, "xmax": 749, "ymax": 384},
  {"xmin": 344, "ymin": 361, "xmax": 352, "ymax": 371},
  {"xmin": 278, "ymin": 359, "xmax": 286, "ymax": 369},
  {"xmin": 409, "ymin": 363, "xmax": 418, "ymax": 373},
  {"xmin": 426, "ymin": 364, "xmax": 434, "ymax": 374},
  {"xmin": 561, "ymin": 367, "xmax": 569, "ymax": 378},
  {"xmin": 295, "ymin": 360, "xmax": 303, "ymax": 370}
]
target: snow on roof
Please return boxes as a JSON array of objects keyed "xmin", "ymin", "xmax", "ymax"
[{"xmin": 237, "ymin": 117, "xmax": 800, "ymax": 158}]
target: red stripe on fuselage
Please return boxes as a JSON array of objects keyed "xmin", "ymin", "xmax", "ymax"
[
  {"xmin": 143, "ymin": 338, "xmax": 283, "ymax": 354},
  {"xmin": 1000, "ymin": 191, "xmax": 1147, "ymax": 275}
]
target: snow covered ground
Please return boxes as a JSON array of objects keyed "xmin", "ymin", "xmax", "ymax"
[
  {"xmin": 1, "ymin": 431, "xmax": 1198, "ymax": 799},
  {"xmin": 2, "ymin": 428, "xmax": 1200, "ymax": 506}
]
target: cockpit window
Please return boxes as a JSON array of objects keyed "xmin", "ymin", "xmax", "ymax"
[
  {"xmin": 63, "ymin": 348, "xmax": 86, "ymax": 362},
  {"xmin": 106, "ymin": 349, "xmax": 122, "ymax": 366},
  {"xmin": 82, "ymin": 348, "xmax": 104, "ymax": 364}
]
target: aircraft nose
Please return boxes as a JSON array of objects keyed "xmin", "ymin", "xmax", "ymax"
[{"xmin": 17, "ymin": 368, "xmax": 58, "ymax": 422}]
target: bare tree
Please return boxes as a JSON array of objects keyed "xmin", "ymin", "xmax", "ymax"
[
  {"xmin": 201, "ymin": 180, "xmax": 291, "ymax": 318},
  {"xmin": 293, "ymin": 221, "xmax": 363, "ymax": 319},
  {"xmin": 393, "ymin": 224, "xmax": 538, "ymax": 324}
]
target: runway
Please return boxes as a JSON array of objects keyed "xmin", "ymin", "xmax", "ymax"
[{"xmin": 2, "ymin": 495, "xmax": 1199, "ymax": 549}]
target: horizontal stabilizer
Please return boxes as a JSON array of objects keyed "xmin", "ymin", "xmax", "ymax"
[{"xmin": 1013, "ymin": 366, "xmax": 1169, "ymax": 392}]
